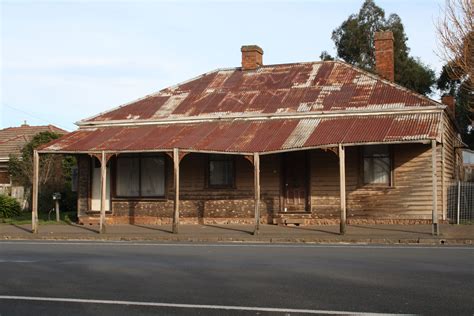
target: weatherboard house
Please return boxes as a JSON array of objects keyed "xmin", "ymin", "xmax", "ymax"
[{"xmin": 36, "ymin": 32, "xmax": 463, "ymax": 234}]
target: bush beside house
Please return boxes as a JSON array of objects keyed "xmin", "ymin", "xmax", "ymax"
[{"xmin": 0, "ymin": 194, "xmax": 21, "ymax": 218}]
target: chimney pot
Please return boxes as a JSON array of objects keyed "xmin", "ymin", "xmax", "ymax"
[
  {"xmin": 374, "ymin": 31, "xmax": 394, "ymax": 82},
  {"xmin": 241, "ymin": 45, "xmax": 263, "ymax": 70},
  {"xmin": 441, "ymin": 94, "xmax": 456, "ymax": 116}
]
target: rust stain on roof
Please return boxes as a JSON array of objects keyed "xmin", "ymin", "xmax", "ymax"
[
  {"xmin": 39, "ymin": 59, "xmax": 451, "ymax": 154},
  {"xmin": 84, "ymin": 61, "xmax": 438, "ymax": 124},
  {"xmin": 41, "ymin": 113, "xmax": 441, "ymax": 154}
]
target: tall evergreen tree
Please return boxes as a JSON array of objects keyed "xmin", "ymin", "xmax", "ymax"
[{"xmin": 330, "ymin": 0, "xmax": 435, "ymax": 96}]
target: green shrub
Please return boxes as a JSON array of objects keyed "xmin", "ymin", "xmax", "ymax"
[{"xmin": 0, "ymin": 195, "xmax": 22, "ymax": 218}]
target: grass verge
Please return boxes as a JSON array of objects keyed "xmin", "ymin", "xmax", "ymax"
[{"xmin": 1, "ymin": 211, "xmax": 77, "ymax": 225}]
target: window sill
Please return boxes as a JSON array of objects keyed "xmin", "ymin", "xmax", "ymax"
[
  {"xmin": 356, "ymin": 185, "xmax": 395, "ymax": 191},
  {"xmin": 206, "ymin": 186, "xmax": 236, "ymax": 190},
  {"xmin": 85, "ymin": 210, "xmax": 112, "ymax": 215},
  {"xmin": 112, "ymin": 197, "xmax": 168, "ymax": 202}
]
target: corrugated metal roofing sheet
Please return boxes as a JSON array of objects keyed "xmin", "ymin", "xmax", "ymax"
[
  {"xmin": 82, "ymin": 61, "xmax": 438, "ymax": 123},
  {"xmin": 41, "ymin": 113, "xmax": 441, "ymax": 154}
]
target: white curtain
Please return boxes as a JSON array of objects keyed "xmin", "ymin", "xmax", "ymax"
[
  {"xmin": 363, "ymin": 145, "xmax": 390, "ymax": 185},
  {"xmin": 141, "ymin": 157, "xmax": 165, "ymax": 196},
  {"xmin": 116, "ymin": 157, "xmax": 140, "ymax": 197},
  {"xmin": 364, "ymin": 157, "xmax": 390, "ymax": 184}
]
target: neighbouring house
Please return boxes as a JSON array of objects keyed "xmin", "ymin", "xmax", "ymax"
[
  {"xmin": 0, "ymin": 123, "xmax": 67, "ymax": 206},
  {"xmin": 37, "ymin": 32, "xmax": 464, "ymax": 234}
]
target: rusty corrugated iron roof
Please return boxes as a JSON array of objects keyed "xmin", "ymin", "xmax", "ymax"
[
  {"xmin": 80, "ymin": 61, "xmax": 440, "ymax": 125},
  {"xmin": 41, "ymin": 113, "xmax": 441, "ymax": 154}
]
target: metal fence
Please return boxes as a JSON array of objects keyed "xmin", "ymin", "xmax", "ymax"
[{"xmin": 447, "ymin": 181, "xmax": 474, "ymax": 224}]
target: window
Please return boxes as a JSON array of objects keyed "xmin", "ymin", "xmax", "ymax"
[
  {"xmin": 208, "ymin": 154, "xmax": 235, "ymax": 188},
  {"xmin": 363, "ymin": 145, "xmax": 391, "ymax": 186},
  {"xmin": 116, "ymin": 154, "xmax": 165, "ymax": 197}
]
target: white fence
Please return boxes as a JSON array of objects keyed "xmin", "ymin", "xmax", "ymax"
[
  {"xmin": 447, "ymin": 181, "xmax": 474, "ymax": 224},
  {"xmin": 0, "ymin": 184, "xmax": 10, "ymax": 196}
]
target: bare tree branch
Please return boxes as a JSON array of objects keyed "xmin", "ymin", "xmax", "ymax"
[{"xmin": 436, "ymin": 0, "xmax": 473, "ymax": 93}]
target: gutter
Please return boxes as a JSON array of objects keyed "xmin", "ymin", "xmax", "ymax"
[{"xmin": 37, "ymin": 139, "xmax": 434, "ymax": 155}]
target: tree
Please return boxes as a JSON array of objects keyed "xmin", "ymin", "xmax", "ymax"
[
  {"xmin": 8, "ymin": 131, "xmax": 77, "ymax": 212},
  {"xmin": 319, "ymin": 51, "xmax": 334, "ymax": 61},
  {"xmin": 436, "ymin": 0, "xmax": 473, "ymax": 149},
  {"xmin": 329, "ymin": 0, "xmax": 436, "ymax": 95},
  {"xmin": 438, "ymin": 64, "xmax": 474, "ymax": 148},
  {"xmin": 436, "ymin": 0, "xmax": 473, "ymax": 92}
]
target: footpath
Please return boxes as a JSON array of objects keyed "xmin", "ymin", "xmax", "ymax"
[{"xmin": 1, "ymin": 223, "xmax": 473, "ymax": 244}]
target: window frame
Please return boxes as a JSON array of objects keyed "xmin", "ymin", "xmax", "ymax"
[
  {"xmin": 206, "ymin": 154, "xmax": 236, "ymax": 189},
  {"xmin": 359, "ymin": 145, "xmax": 394, "ymax": 188},
  {"xmin": 112, "ymin": 153, "xmax": 167, "ymax": 199}
]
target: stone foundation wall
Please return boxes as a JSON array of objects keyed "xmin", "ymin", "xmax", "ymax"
[
  {"xmin": 101, "ymin": 198, "xmax": 274, "ymax": 225},
  {"xmin": 77, "ymin": 155, "xmax": 90, "ymax": 217}
]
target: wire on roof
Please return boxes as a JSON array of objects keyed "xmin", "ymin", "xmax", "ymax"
[{"xmin": 2, "ymin": 104, "xmax": 69, "ymax": 131}]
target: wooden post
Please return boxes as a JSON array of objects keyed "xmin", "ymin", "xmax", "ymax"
[
  {"xmin": 99, "ymin": 151, "xmax": 107, "ymax": 234},
  {"xmin": 55, "ymin": 199, "xmax": 60, "ymax": 222},
  {"xmin": 432, "ymin": 140, "xmax": 439, "ymax": 236},
  {"xmin": 339, "ymin": 144, "xmax": 346, "ymax": 235},
  {"xmin": 456, "ymin": 180, "xmax": 461, "ymax": 225},
  {"xmin": 172, "ymin": 148, "xmax": 180, "ymax": 234},
  {"xmin": 441, "ymin": 129, "xmax": 447, "ymax": 221},
  {"xmin": 253, "ymin": 153, "xmax": 260, "ymax": 236},
  {"xmin": 31, "ymin": 150, "xmax": 39, "ymax": 234}
]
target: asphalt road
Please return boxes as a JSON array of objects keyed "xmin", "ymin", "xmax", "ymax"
[{"xmin": 0, "ymin": 241, "xmax": 473, "ymax": 315}]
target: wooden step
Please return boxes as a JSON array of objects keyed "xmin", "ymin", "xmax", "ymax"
[
  {"xmin": 78, "ymin": 216, "xmax": 101, "ymax": 226},
  {"xmin": 274, "ymin": 217, "xmax": 307, "ymax": 226}
]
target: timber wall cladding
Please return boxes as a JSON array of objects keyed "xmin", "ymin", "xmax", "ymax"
[
  {"xmin": 442, "ymin": 112, "xmax": 459, "ymax": 182},
  {"xmin": 310, "ymin": 144, "xmax": 436, "ymax": 221},
  {"xmin": 109, "ymin": 153, "xmax": 281, "ymax": 221}
]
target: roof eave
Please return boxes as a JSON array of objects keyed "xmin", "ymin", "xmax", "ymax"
[{"xmin": 37, "ymin": 138, "xmax": 436, "ymax": 156}]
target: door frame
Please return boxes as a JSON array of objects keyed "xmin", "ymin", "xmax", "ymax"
[{"xmin": 280, "ymin": 151, "xmax": 311, "ymax": 213}]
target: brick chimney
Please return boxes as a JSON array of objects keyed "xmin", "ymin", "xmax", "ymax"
[
  {"xmin": 241, "ymin": 45, "xmax": 263, "ymax": 70},
  {"xmin": 374, "ymin": 31, "xmax": 394, "ymax": 82},
  {"xmin": 441, "ymin": 94, "xmax": 456, "ymax": 116}
]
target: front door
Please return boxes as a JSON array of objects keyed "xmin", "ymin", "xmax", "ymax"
[
  {"xmin": 91, "ymin": 157, "xmax": 111, "ymax": 211},
  {"xmin": 283, "ymin": 152, "xmax": 308, "ymax": 212}
]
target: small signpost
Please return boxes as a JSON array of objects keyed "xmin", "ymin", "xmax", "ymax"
[{"xmin": 52, "ymin": 192, "xmax": 61, "ymax": 222}]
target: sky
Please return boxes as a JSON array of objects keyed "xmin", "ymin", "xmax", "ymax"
[{"xmin": 1, "ymin": 0, "xmax": 445, "ymax": 131}]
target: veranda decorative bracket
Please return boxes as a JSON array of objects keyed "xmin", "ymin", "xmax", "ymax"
[{"xmin": 243, "ymin": 154, "xmax": 254, "ymax": 165}]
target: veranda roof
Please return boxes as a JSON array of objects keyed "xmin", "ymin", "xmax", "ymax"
[{"xmin": 39, "ymin": 112, "xmax": 441, "ymax": 155}]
